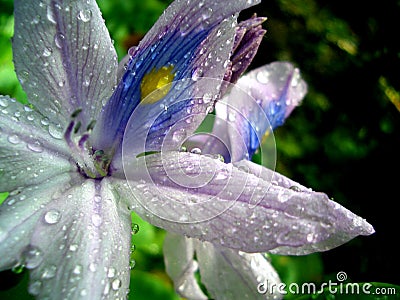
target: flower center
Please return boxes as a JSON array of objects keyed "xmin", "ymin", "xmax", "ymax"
[{"xmin": 65, "ymin": 109, "xmax": 111, "ymax": 179}]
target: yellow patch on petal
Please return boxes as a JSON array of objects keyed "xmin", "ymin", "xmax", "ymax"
[{"xmin": 140, "ymin": 65, "xmax": 175, "ymax": 104}]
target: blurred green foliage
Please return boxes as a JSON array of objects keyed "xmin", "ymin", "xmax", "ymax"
[{"xmin": 0, "ymin": 0, "xmax": 399, "ymax": 299}]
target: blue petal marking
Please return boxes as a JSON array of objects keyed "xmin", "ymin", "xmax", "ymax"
[{"xmin": 94, "ymin": 27, "xmax": 213, "ymax": 152}]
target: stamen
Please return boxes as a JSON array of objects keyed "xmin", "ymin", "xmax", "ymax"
[
  {"xmin": 87, "ymin": 120, "xmax": 96, "ymax": 131},
  {"xmin": 78, "ymin": 133, "xmax": 90, "ymax": 150},
  {"xmin": 74, "ymin": 121, "xmax": 81, "ymax": 134},
  {"xmin": 71, "ymin": 108, "xmax": 83, "ymax": 118},
  {"xmin": 64, "ymin": 120, "xmax": 77, "ymax": 149}
]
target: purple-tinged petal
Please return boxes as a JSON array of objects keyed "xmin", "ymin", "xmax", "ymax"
[
  {"xmin": 124, "ymin": 152, "xmax": 374, "ymax": 254},
  {"xmin": 195, "ymin": 241, "xmax": 281, "ymax": 300},
  {"xmin": 213, "ymin": 62, "xmax": 307, "ymax": 162},
  {"xmin": 13, "ymin": 0, "xmax": 118, "ymax": 130},
  {"xmin": 0, "ymin": 96, "xmax": 74, "ymax": 192},
  {"xmin": 163, "ymin": 233, "xmax": 208, "ymax": 300},
  {"xmin": 224, "ymin": 16, "xmax": 267, "ymax": 86},
  {"xmin": 26, "ymin": 178, "xmax": 131, "ymax": 299},
  {"xmin": 0, "ymin": 173, "xmax": 76, "ymax": 270},
  {"xmin": 92, "ymin": 0, "xmax": 261, "ymax": 155},
  {"xmin": 237, "ymin": 61, "xmax": 307, "ymax": 129}
]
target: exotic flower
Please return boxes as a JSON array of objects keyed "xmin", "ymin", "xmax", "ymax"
[{"xmin": 0, "ymin": 0, "xmax": 374, "ymax": 300}]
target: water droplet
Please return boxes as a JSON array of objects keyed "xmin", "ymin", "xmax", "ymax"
[
  {"xmin": 83, "ymin": 77, "xmax": 90, "ymax": 87},
  {"xmin": 256, "ymin": 71, "xmax": 269, "ymax": 84},
  {"xmin": 107, "ymin": 267, "xmax": 116, "ymax": 278},
  {"xmin": 203, "ymin": 93, "xmax": 213, "ymax": 104},
  {"xmin": 54, "ymin": 32, "xmax": 65, "ymax": 49},
  {"xmin": 89, "ymin": 262, "xmax": 97, "ymax": 272},
  {"xmin": 73, "ymin": 264, "xmax": 83, "ymax": 275},
  {"xmin": 12, "ymin": 264, "xmax": 25, "ymax": 274},
  {"xmin": 48, "ymin": 124, "xmax": 63, "ymax": 139},
  {"xmin": 129, "ymin": 258, "xmax": 136, "ymax": 270},
  {"xmin": 44, "ymin": 210, "xmax": 61, "ymax": 224},
  {"xmin": 289, "ymin": 185, "xmax": 301, "ymax": 192},
  {"xmin": 31, "ymin": 15, "xmax": 41, "ymax": 25},
  {"xmin": 8, "ymin": 135, "xmax": 21, "ymax": 145},
  {"xmin": 91, "ymin": 214, "xmax": 102, "ymax": 227},
  {"xmin": 28, "ymin": 280, "xmax": 42, "ymax": 295},
  {"xmin": 69, "ymin": 244, "xmax": 78, "ymax": 252},
  {"xmin": 291, "ymin": 68, "xmax": 300, "ymax": 87},
  {"xmin": 22, "ymin": 245, "xmax": 43, "ymax": 269},
  {"xmin": 306, "ymin": 233, "xmax": 315, "ymax": 242},
  {"xmin": 111, "ymin": 278, "xmax": 121, "ymax": 291},
  {"xmin": 131, "ymin": 223, "xmax": 139, "ymax": 235},
  {"xmin": 40, "ymin": 118, "xmax": 49, "ymax": 126},
  {"xmin": 192, "ymin": 68, "xmax": 203, "ymax": 81},
  {"xmin": 77, "ymin": 9, "xmax": 92, "ymax": 22},
  {"xmin": 42, "ymin": 47, "xmax": 52, "ymax": 57},
  {"xmin": 213, "ymin": 154, "xmax": 225, "ymax": 163},
  {"xmin": 190, "ymin": 148, "xmax": 202, "ymax": 155},
  {"xmin": 80, "ymin": 289, "xmax": 88, "ymax": 296},
  {"xmin": 27, "ymin": 141, "xmax": 44, "ymax": 153},
  {"xmin": 41, "ymin": 265, "xmax": 57, "ymax": 279},
  {"xmin": 215, "ymin": 168, "xmax": 229, "ymax": 180},
  {"xmin": 47, "ymin": 5, "xmax": 57, "ymax": 24},
  {"xmin": 0, "ymin": 97, "xmax": 9, "ymax": 107},
  {"xmin": 20, "ymin": 70, "xmax": 30, "ymax": 84}
]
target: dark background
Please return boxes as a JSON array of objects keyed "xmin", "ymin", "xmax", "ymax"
[{"xmin": 242, "ymin": 0, "xmax": 400, "ymax": 286}]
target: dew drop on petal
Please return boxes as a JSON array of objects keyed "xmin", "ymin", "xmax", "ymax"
[
  {"xmin": 73, "ymin": 264, "xmax": 83, "ymax": 275},
  {"xmin": 44, "ymin": 210, "xmax": 61, "ymax": 224},
  {"xmin": 46, "ymin": 5, "xmax": 57, "ymax": 24},
  {"xmin": 306, "ymin": 233, "xmax": 315, "ymax": 242},
  {"xmin": 27, "ymin": 141, "xmax": 44, "ymax": 153},
  {"xmin": 190, "ymin": 148, "xmax": 202, "ymax": 155},
  {"xmin": 289, "ymin": 185, "xmax": 301, "ymax": 192},
  {"xmin": 256, "ymin": 71, "xmax": 269, "ymax": 84},
  {"xmin": 69, "ymin": 244, "xmax": 78, "ymax": 252},
  {"xmin": 48, "ymin": 124, "xmax": 63, "ymax": 139},
  {"xmin": 7, "ymin": 134, "xmax": 21, "ymax": 145},
  {"xmin": 42, "ymin": 47, "xmax": 52, "ymax": 57},
  {"xmin": 77, "ymin": 9, "xmax": 92, "ymax": 22},
  {"xmin": 41, "ymin": 265, "xmax": 57, "ymax": 279},
  {"xmin": 54, "ymin": 32, "xmax": 65, "ymax": 49},
  {"xmin": 0, "ymin": 97, "xmax": 9, "ymax": 107},
  {"xmin": 129, "ymin": 258, "xmax": 136, "ymax": 270},
  {"xmin": 28, "ymin": 280, "xmax": 42, "ymax": 296},
  {"xmin": 22, "ymin": 245, "xmax": 44, "ymax": 269},
  {"xmin": 89, "ymin": 262, "xmax": 97, "ymax": 272},
  {"xmin": 11, "ymin": 264, "xmax": 25, "ymax": 274},
  {"xmin": 40, "ymin": 117, "xmax": 49, "ymax": 126},
  {"xmin": 83, "ymin": 77, "xmax": 91, "ymax": 87},
  {"xmin": 111, "ymin": 278, "xmax": 121, "ymax": 291},
  {"xmin": 91, "ymin": 214, "xmax": 102, "ymax": 227},
  {"xmin": 107, "ymin": 267, "xmax": 116, "ymax": 278}
]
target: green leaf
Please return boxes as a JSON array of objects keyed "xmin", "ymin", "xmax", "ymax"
[{"xmin": 128, "ymin": 270, "xmax": 180, "ymax": 300}]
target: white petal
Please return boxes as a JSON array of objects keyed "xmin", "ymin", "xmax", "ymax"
[
  {"xmin": 0, "ymin": 173, "xmax": 76, "ymax": 270},
  {"xmin": 0, "ymin": 96, "xmax": 73, "ymax": 192},
  {"xmin": 13, "ymin": 0, "xmax": 117, "ymax": 128},
  {"xmin": 195, "ymin": 241, "xmax": 282, "ymax": 300},
  {"xmin": 27, "ymin": 178, "xmax": 131, "ymax": 299},
  {"xmin": 163, "ymin": 233, "xmax": 208, "ymax": 300}
]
